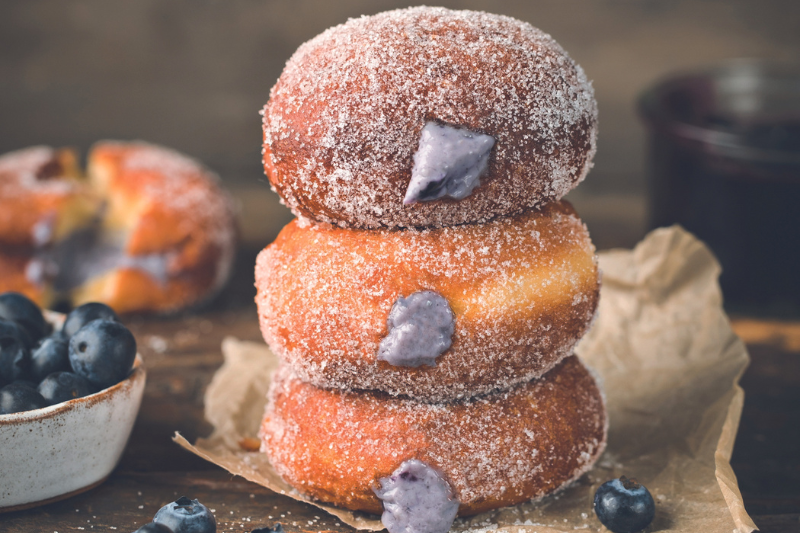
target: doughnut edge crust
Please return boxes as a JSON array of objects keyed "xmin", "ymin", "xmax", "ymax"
[
  {"xmin": 262, "ymin": 6, "xmax": 598, "ymax": 228},
  {"xmin": 260, "ymin": 355, "xmax": 608, "ymax": 516}
]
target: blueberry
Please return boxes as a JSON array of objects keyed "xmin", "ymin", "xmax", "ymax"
[
  {"xmin": 134, "ymin": 523, "xmax": 174, "ymax": 533},
  {"xmin": 0, "ymin": 292, "xmax": 47, "ymax": 343},
  {"xmin": 0, "ymin": 319, "xmax": 32, "ymax": 385},
  {"xmin": 38, "ymin": 371, "xmax": 95, "ymax": 405},
  {"xmin": 594, "ymin": 476, "xmax": 655, "ymax": 533},
  {"xmin": 69, "ymin": 320, "xmax": 136, "ymax": 389},
  {"xmin": 62, "ymin": 302, "xmax": 119, "ymax": 338},
  {"xmin": 0, "ymin": 383, "xmax": 47, "ymax": 414},
  {"xmin": 11, "ymin": 379, "xmax": 38, "ymax": 390},
  {"xmin": 31, "ymin": 335, "xmax": 71, "ymax": 381},
  {"xmin": 153, "ymin": 496, "xmax": 216, "ymax": 533},
  {"xmin": 251, "ymin": 524, "xmax": 284, "ymax": 533}
]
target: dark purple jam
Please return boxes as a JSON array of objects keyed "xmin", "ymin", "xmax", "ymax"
[
  {"xmin": 374, "ymin": 459, "xmax": 459, "ymax": 533},
  {"xmin": 404, "ymin": 122, "xmax": 495, "ymax": 205}
]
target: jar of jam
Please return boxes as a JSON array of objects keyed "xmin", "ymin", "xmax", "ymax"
[{"xmin": 640, "ymin": 61, "xmax": 800, "ymax": 315}]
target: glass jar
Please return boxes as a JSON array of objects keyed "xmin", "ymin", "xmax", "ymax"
[{"xmin": 639, "ymin": 61, "xmax": 800, "ymax": 315}]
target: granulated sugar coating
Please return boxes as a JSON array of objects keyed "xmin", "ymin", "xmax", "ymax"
[
  {"xmin": 262, "ymin": 6, "xmax": 597, "ymax": 229},
  {"xmin": 260, "ymin": 355, "xmax": 607, "ymax": 517},
  {"xmin": 88, "ymin": 141, "xmax": 237, "ymax": 298},
  {"xmin": 255, "ymin": 201, "xmax": 599, "ymax": 402},
  {"xmin": 0, "ymin": 146, "xmax": 99, "ymax": 248},
  {"xmin": 90, "ymin": 141, "xmax": 236, "ymax": 261}
]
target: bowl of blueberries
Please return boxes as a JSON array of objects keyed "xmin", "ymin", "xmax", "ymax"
[{"xmin": 0, "ymin": 292, "xmax": 145, "ymax": 511}]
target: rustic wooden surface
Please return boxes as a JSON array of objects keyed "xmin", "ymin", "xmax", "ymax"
[{"xmin": 2, "ymin": 247, "xmax": 799, "ymax": 533}]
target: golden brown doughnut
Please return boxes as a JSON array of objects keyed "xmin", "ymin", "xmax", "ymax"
[
  {"xmin": 260, "ymin": 355, "xmax": 607, "ymax": 517},
  {"xmin": 262, "ymin": 7, "xmax": 597, "ymax": 229},
  {"xmin": 0, "ymin": 142, "xmax": 237, "ymax": 313},
  {"xmin": 79, "ymin": 141, "xmax": 237, "ymax": 313},
  {"xmin": 255, "ymin": 200, "xmax": 599, "ymax": 402},
  {"xmin": 0, "ymin": 146, "xmax": 101, "ymax": 249},
  {"xmin": 0, "ymin": 252, "xmax": 48, "ymax": 306}
]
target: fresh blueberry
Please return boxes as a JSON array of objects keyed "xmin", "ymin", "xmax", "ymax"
[
  {"xmin": 62, "ymin": 302, "xmax": 119, "ymax": 338},
  {"xmin": 0, "ymin": 383, "xmax": 47, "ymax": 414},
  {"xmin": 31, "ymin": 335, "xmax": 71, "ymax": 381},
  {"xmin": 0, "ymin": 292, "xmax": 47, "ymax": 344},
  {"xmin": 153, "ymin": 496, "xmax": 216, "ymax": 533},
  {"xmin": 594, "ymin": 476, "xmax": 655, "ymax": 533},
  {"xmin": 134, "ymin": 523, "xmax": 174, "ymax": 533},
  {"xmin": 0, "ymin": 319, "xmax": 32, "ymax": 385},
  {"xmin": 9, "ymin": 321, "xmax": 35, "ymax": 350},
  {"xmin": 251, "ymin": 524, "xmax": 284, "ymax": 533},
  {"xmin": 11, "ymin": 379, "xmax": 38, "ymax": 390},
  {"xmin": 38, "ymin": 371, "xmax": 95, "ymax": 405},
  {"xmin": 69, "ymin": 320, "xmax": 136, "ymax": 389}
]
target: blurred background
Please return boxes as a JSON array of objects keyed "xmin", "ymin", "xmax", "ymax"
[{"xmin": 2, "ymin": 0, "xmax": 799, "ymax": 252}]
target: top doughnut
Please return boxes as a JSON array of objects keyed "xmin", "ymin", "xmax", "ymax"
[{"xmin": 262, "ymin": 6, "xmax": 597, "ymax": 229}]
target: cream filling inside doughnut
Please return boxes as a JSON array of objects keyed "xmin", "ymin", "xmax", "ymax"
[
  {"xmin": 373, "ymin": 459, "xmax": 460, "ymax": 533},
  {"xmin": 377, "ymin": 291, "xmax": 455, "ymax": 368},
  {"xmin": 26, "ymin": 221, "xmax": 169, "ymax": 295},
  {"xmin": 404, "ymin": 122, "xmax": 495, "ymax": 205}
]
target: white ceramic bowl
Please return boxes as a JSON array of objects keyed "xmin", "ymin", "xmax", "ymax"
[{"xmin": 0, "ymin": 320, "xmax": 146, "ymax": 511}]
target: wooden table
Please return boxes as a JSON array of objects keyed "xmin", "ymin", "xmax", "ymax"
[{"xmin": 2, "ymin": 247, "xmax": 799, "ymax": 533}]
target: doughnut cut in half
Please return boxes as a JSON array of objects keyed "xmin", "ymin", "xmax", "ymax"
[{"xmin": 0, "ymin": 142, "xmax": 236, "ymax": 314}]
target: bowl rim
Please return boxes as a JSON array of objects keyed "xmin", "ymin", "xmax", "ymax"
[{"xmin": 0, "ymin": 355, "xmax": 145, "ymax": 425}]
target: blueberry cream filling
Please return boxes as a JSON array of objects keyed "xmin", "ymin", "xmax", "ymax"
[
  {"xmin": 26, "ymin": 220, "xmax": 169, "ymax": 293},
  {"xmin": 374, "ymin": 459, "xmax": 460, "ymax": 533},
  {"xmin": 404, "ymin": 122, "xmax": 495, "ymax": 205},
  {"xmin": 377, "ymin": 291, "xmax": 455, "ymax": 368}
]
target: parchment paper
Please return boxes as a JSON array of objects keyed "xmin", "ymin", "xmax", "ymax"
[{"xmin": 175, "ymin": 226, "xmax": 757, "ymax": 533}]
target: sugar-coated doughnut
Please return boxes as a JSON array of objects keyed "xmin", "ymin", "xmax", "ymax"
[
  {"xmin": 80, "ymin": 141, "xmax": 237, "ymax": 313},
  {"xmin": 0, "ymin": 146, "xmax": 101, "ymax": 249},
  {"xmin": 0, "ymin": 142, "xmax": 237, "ymax": 314},
  {"xmin": 262, "ymin": 6, "xmax": 597, "ymax": 229},
  {"xmin": 0, "ymin": 252, "xmax": 46, "ymax": 305},
  {"xmin": 255, "ymin": 201, "xmax": 599, "ymax": 402},
  {"xmin": 260, "ymin": 355, "xmax": 607, "ymax": 517}
]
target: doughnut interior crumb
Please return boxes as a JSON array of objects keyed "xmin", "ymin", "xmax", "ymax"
[{"xmin": 0, "ymin": 143, "xmax": 236, "ymax": 313}]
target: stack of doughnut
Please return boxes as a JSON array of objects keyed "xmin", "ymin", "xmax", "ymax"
[
  {"xmin": 255, "ymin": 7, "xmax": 606, "ymax": 533},
  {"xmin": 0, "ymin": 141, "xmax": 236, "ymax": 314}
]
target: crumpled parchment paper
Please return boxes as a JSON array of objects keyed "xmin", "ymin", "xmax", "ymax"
[{"xmin": 175, "ymin": 226, "xmax": 757, "ymax": 533}]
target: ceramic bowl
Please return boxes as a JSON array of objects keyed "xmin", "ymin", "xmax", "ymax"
[{"xmin": 0, "ymin": 314, "xmax": 146, "ymax": 512}]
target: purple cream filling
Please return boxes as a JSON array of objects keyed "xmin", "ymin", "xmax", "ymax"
[
  {"xmin": 374, "ymin": 459, "xmax": 460, "ymax": 533},
  {"xmin": 404, "ymin": 122, "xmax": 495, "ymax": 205},
  {"xmin": 377, "ymin": 291, "xmax": 454, "ymax": 368},
  {"xmin": 26, "ymin": 225, "xmax": 169, "ymax": 291}
]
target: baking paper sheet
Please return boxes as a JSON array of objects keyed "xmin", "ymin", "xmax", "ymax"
[{"xmin": 175, "ymin": 226, "xmax": 756, "ymax": 533}]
